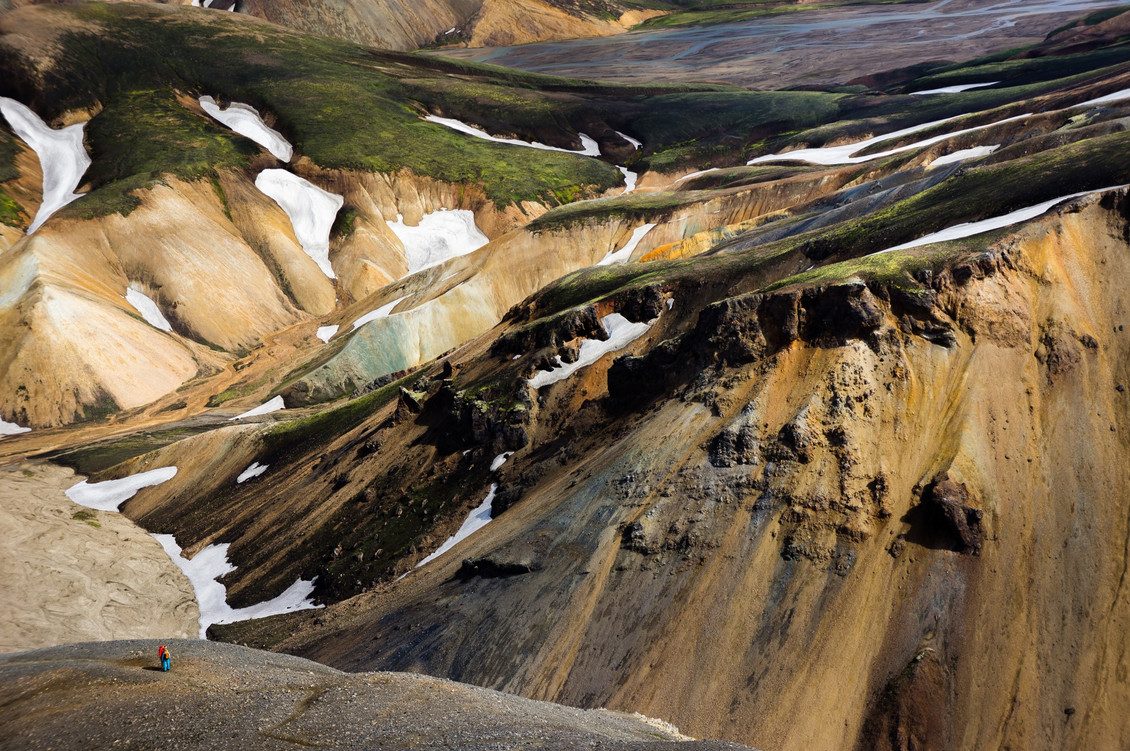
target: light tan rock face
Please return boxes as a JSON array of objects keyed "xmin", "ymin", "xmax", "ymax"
[
  {"xmin": 465, "ymin": 0, "xmax": 621, "ymax": 48},
  {"xmin": 238, "ymin": 0, "xmax": 483, "ymax": 50},
  {"xmin": 257, "ymin": 195, "xmax": 1130, "ymax": 751},
  {"xmin": 0, "ymin": 462, "xmax": 198, "ymax": 653}
]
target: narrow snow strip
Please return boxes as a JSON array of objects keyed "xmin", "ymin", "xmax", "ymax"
[
  {"xmin": 598, "ymin": 223, "xmax": 656, "ymax": 266},
  {"xmin": 65, "ymin": 467, "xmax": 178, "ymax": 512},
  {"xmin": 236, "ymin": 462, "xmax": 269, "ymax": 484},
  {"xmin": 911, "ymin": 81, "xmax": 999, "ymax": 95},
  {"xmin": 674, "ymin": 167, "xmax": 721, "ymax": 184},
  {"xmin": 748, "ymin": 111, "xmax": 1031, "ymax": 167},
  {"xmin": 1073, "ymin": 86, "xmax": 1130, "ymax": 108},
  {"xmin": 386, "ymin": 209, "xmax": 488, "ymax": 274},
  {"xmin": 490, "ymin": 452, "xmax": 514, "ymax": 471},
  {"xmin": 230, "ymin": 395, "xmax": 285, "ymax": 421},
  {"xmin": 416, "ymin": 484, "xmax": 498, "ymax": 569},
  {"xmin": 618, "ymin": 165, "xmax": 638, "ymax": 194},
  {"xmin": 199, "ymin": 96, "xmax": 292, "ymax": 162},
  {"xmin": 928, "ymin": 144, "xmax": 999, "ymax": 167},
  {"xmin": 0, "ymin": 418, "xmax": 31, "ymax": 437},
  {"xmin": 529, "ymin": 313, "xmax": 655, "ymax": 389},
  {"xmin": 425, "ymin": 115, "xmax": 600, "ymax": 156},
  {"xmin": 872, "ymin": 184, "xmax": 1130, "ymax": 255},
  {"xmin": 125, "ymin": 287, "xmax": 173, "ymax": 332},
  {"xmin": 0, "ymin": 97, "xmax": 91, "ymax": 234},
  {"xmin": 352, "ymin": 293, "xmax": 409, "ymax": 331},
  {"xmin": 616, "ymin": 130, "xmax": 643, "ymax": 149},
  {"xmin": 316, "ymin": 324, "xmax": 339, "ymax": 343},
  {"xmin": 152, "ymin": 534, "xmax": 320, "ymax": 638},
  {"xmin": 254, "ymin": 169, "xmax": 343, "ymax": 279}
]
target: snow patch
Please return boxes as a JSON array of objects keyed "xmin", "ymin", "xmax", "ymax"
[
  {"xmin": 748, "ymin": 111, "xmax": 1031, "ymax": 167},
  {"xmin": 0, "ymin": 418, "xmax": 31, "ymax": 437},
  {"xmin": 152, "ymin": 534, "xmax": 321, "ymax": 638},
  {"xmin": 929, "ymin": 144, "xmax": 999, "ymax": 167},
  {"xmin": 66, "ymin": 467, "xmax": 178, "ymax": 512},
  {"xmin": 618, "ymin": 165, "xmax": 638, "ymax": 194},
  {"xmin": 386, "ymin": 209, "xmax": 488, "ymax": 274},
  {"xmin": 872, "ymin": 184, "xmax": 1130, "ymax": 255},
  {"xmin": 416, "ymin": 484, "xmax": 497, "ymax": 569},
  {"xmin": 490, "ymin": 452, "xmax": 514, "ymax": 471},
  {"xmin": 529, "ymin": 313, "xmax": 654, "ymax": 389},
  {"xmin": 425, "ymin": 115, "xmax": 600, "ymax": 156},
  {"xmin": 316, "ymin": 324, "xmax": 339, "ymax": 343},
  {"xmin": 125, "ymin": 286, "xmax": 173, "ymax": 332},
  {"xmin": 352, "ymin": 293, "xmax": 409, "ymax": 331},
  {"xmin": 674, "ymin": 167, "xmax": 721, "ymax": 185},
  {"xmin": 199, "ymin": 96, "xmax": 292, "ymax": 162},
  {"xmin": 236, "ymin": 462, "xmax": 269, "ymax": 484},
  {"xmin": 230, "ymin": 395, "xmax": 285, "ymax": 421},
  {"xmin": 0, "ymin": 97, "xmax": 91, "ymax": 234},
  {"xmin": 598, "ymin": 223, "xmax": 656, "ymax": 266},
  {"xmin": 911, "ymin": 81, "xmax": 999, "ymax": 95},
  {"xmin": 616, "ymin": 130, "xmax": 642, "ymax": 149},
  {"xmin": 255, "ymin": 169, "xmax": 343, "ymax": 279}
]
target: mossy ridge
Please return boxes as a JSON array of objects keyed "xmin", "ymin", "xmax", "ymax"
[
  {"xmin": 529, "ymin": 189, "xmax": 712, "ymax": 232},
  {"xmin": 798, "ymin": 128, "xmax": 1130, "ymax": 262},
  {"xmin": 633, "ymin": 0, "xmax": 927, "ymax": 28},
  {"xmin": 45, "ymin": 424, "xmax": 218, "ymax": 476}
]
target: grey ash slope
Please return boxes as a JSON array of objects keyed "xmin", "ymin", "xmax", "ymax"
[{"xmin": 0, "ymin": 640, "xmax": 755, "ymax": 750}]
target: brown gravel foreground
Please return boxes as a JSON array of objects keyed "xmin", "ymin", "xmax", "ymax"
[
  {"xmin": 0, "ymin": 639, "xmax": 759, "ymax": 750},
  {"xmin": 0, "ymin": 462, "xmax": 198, "ymax": 653}
]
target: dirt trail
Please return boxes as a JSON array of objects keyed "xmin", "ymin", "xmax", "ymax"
[{"xmin": 0, "ymin": 462, "xmax": 198, "ymax": 653}]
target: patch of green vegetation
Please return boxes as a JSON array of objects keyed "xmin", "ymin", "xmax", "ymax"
[
  {"xmin": 0, "ymin": 124, "xmax": 18, "ymax": 183},
  {"xmin": 72, "ymin": 510, "xmax": 101, "ymax": 528},
  {"xmin": 530, "ymin": 189, "xmax": 708, "ymax": 231},
  {"xmin": 1047, "ymin": 6, "xmax": 1129, "ymax": 38},
  {"xmin": 21, "ymin": 470, "xmax": 34, "ymax": 478},
  {"xmin": 332, "ymin": 207, "xmax": 357, "ymax": 238},
  {"xmin": 206, "ymin": 375, "xmax": 273, "ymax": 408},
  {"xmin": 0, "ymin": 187, "xmax": 24, "ymax": 227},
  {"xmin": 47, "ymin": 425, "xmax": 216, "ymax": 475},
  {"xmin": 262, "ymin": 374, "xmax": 417, "ymax": 462}
]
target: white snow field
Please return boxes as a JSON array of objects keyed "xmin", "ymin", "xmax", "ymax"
[
  {"xmin": 416, "ymin": 484, "xmax": 498, "ymax": 569},
  {"xmin": 598, "ymin": 223, "xmax": 656, "ymax": 266},
  {"xmin": 316, "ymin": 325, "xmax": 339, "ymax": 343},
  {"xmin": 618, "ymin": 166, "xmax": 639, "ymax": 194},
  {"xmin": 0, "ymin": 419, "xmax": 31, "ymax": 437},
  {"xmin": 152, "ymin": 534, "xmax": 320, "ymax": 638},
  {"xmin": 0, "ymin": 97, "xmax": 92, "ymax": 234},
  {"xmin": 65, "ymin": 467, "xmax": 179, "ymax": 512},
  {"xmin": 236, "ymin": 462, "xmax": 269, "ymax": 484},
  {"xmin": 490, "ymin": 452, "xmax": 514, "ymax": 471},
  {"xmin": 230, "ymin": 395, "xmax": 286, "ymax": 421},
  {"xmin": 386, "ymin": 210, "xmax": 489, "ymax": 274},
  {"xmin": 616, "ymin": 130, "xmax": 643, "ymax": 149},
  {"xmin": 929, "ymin": 144, "xmax": 1000, "ymax": 167},
  {"xmin": 424, "ymin": 115, "xmax": 601, "ymax": 156},
  {"xmin": 529, "ymin": 313, "xmax": 655, "ymax": 389},
  {"xmin": 198, "ymin": 96, "xmax": 292, "ymax": 162},
  {"xmin": 911, "ymin": 81, "xmax": 999, "ymax": 95},
  {"xmin": 352, "ymin": 293, "xmax": 409, "ymax": 331},
  {"xmin": 124, "ymin": 286, "xmax": 173, "ymax": 332},
  {"xmin": 255, "ymin": 169, "xmax": 343, "ymax": 278},
  {"xmin": 872, "ymin": 184, "xmax": 1130, "ymax": 256}
]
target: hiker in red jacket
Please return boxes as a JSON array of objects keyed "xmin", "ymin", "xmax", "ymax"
[{"xmin": 158, "ymin": 645, "xmax": 171, "ymax": 672}]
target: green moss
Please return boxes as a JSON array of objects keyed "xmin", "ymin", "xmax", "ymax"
[
  {"xmin": 0, "ymin": 125, "xmax": 18, "ymax": 183},
  {"xmin": 529, "ymin": 189, "xmax": 710, "ymax": 231},
  {"xmin": 0, "ymin": 187, "xmax": 25, "ymax": 227},
  {"xmin": 48, "ymin": 425, "xmax": 217, "ymax": 475},
  {"xmin": 332, "ymin": 207, "xmax": 357, "ymax": 238},
  {"xmin": 71, "ymin": 510, "xmax": 101, "ymax": 528}
]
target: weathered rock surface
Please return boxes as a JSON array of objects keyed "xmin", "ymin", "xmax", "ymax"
[{"xmin": 0, "ymin": 640, "xmax": 755, "ymax": 750}]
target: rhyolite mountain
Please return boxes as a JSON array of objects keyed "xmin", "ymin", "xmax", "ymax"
[{"xmin": 4, "ymin": 2, "xmax": 1130, "ymax": 750}]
